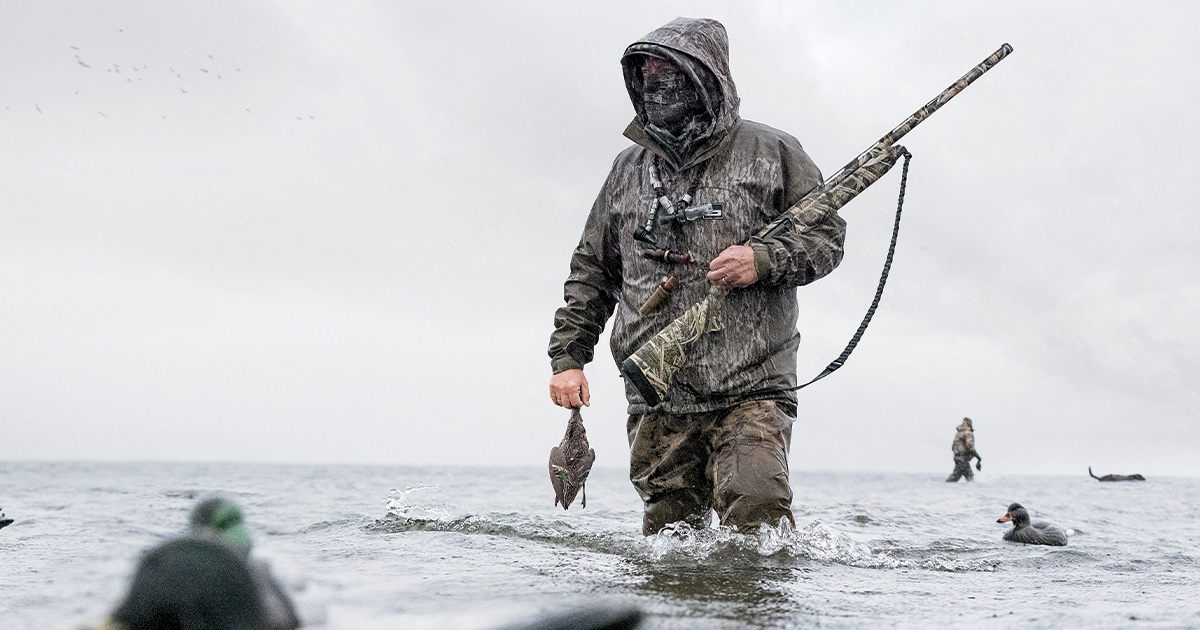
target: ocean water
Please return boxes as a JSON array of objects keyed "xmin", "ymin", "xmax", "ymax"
[{"xmin": 1, "ymin": 461, "xmax": 1198, "ymax": 629}]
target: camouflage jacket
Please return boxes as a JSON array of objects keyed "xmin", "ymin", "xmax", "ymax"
[
  {"xmin": 548, "ymin": 17, "xmax": 846, "ymax": 414},
  {"xmin": 952, "ymin": 424, "xmax": 977, "ymax": 457}
]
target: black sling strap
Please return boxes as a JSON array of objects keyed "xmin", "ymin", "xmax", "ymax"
[
  {"xmin": 791, "ymin": 149, "xmax": 913, "ymax": 391},
  {"xmin": 676, "ymin": 150, "xmax": 914, "ymax": 402}
]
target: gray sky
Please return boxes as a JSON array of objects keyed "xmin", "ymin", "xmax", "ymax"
[{"xmin": 3, "ymin": 1, "xmax": 1197, "ymax": 476}]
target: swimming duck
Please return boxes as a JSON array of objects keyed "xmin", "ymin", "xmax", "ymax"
[
  {"xmin": 997, "ymin": 502, "xmax": 1067, "ymax": 546},
  {"xmin": 0, "ymin": 506, "xmax": 12, "ymax": 530}
]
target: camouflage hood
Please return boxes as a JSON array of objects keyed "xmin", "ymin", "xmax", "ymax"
[{"xmin": 620, "ymin": 17, "xmax": 742, "ymax": 171}]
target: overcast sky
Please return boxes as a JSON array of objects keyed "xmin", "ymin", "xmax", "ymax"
[{"xmin": 2, "ymin": 1, "xmax": 1197, "ymax": 477}]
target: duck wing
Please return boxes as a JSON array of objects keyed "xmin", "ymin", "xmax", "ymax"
[
  {"xmin": 1030, "ymin": 521, "xmax": 1069, "ymax": 546},
  {"xmin": 1005, "ymin": 522, "xmax": 1067, "ymax": 546},
  {"xmin": 548, "ymin": 446, "xmax": 568, "ymax": 507}
]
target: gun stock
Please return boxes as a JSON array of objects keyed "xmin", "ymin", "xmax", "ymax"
[{"xmin": 621, "ymin": 44, "xmax": 1013, "ymax": 407}]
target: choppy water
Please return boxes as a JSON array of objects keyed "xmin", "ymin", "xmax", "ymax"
[{"xmin": 1, "ymin": 462, "xmax": 1198, "ymax": 629}]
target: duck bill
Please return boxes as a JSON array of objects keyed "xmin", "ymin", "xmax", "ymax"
[{"xmin": 997, "ymin": 513, "xmax": 1013, "ymax": 523}]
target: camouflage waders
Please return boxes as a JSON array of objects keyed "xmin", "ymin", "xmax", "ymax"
[
  {"xmin": 627, "ymin": 399, "xmax": 794, "ymax": 535},
  {"xmin": 946, "ymin": 455, "xmax": 974, "ymax": 482}
]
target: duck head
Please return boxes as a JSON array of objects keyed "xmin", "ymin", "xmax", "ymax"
[{"xmin": 997, "ymin": 502, "xmax": 1030, "ymax": 527}]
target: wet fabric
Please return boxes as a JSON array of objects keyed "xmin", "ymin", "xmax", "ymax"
[
  {"xmin": 627, "ymin": 400, "xmax": 794, "ymax": 535},
  {"xmin": 548, "ymin": 17, "xmax": 846, "ymax": 416},
  {"xmin": 946, "ymin": 455, "xmax": 975, "ymax": 482},
  {"xmin": 619, "ymin": 18, "xmax": 736, "ymax": 172},
  {"xmin": 951, "ymin": 419, "xmax": 976, "ymax": 457},
  {"xmin": 642, "ymin": 70, "xmax": 706, "ymax": 133},
  {"xmin": 951, "ymin": 420, "xmax": 978, "ymax": 459}
]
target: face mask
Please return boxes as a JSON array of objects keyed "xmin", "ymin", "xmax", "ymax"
[{"xmin": 642, "ymin": 71, "xmax": 706, "ymax": 134}]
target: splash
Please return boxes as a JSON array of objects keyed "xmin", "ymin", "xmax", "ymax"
[
  {"xmin": 642, "ymin": 520, "xmax": 997, "ymax": 572},
  {"xmin": 384, "ymin": 486, "xmax": 450, "ymax": 520},
  {"xmin": 643, "ymin": 520, "xmax": 874, "ymax": 565},
  {"xmin": 764, "ymin": 520, "xmax": 876, "ymax": 563},
  {"xmin": 367, "ymin": 497, "xmax": 999, "ymax": 573}
]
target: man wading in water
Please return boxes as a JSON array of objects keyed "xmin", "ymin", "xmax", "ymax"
[
  {"xmin": 548, "ymin": 17, "xmax": 846, "ymax": 535},
  {"xmin": 946, "ymin": 417, "xmax": 982, "ymax": 482}
]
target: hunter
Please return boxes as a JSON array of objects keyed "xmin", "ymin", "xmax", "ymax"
[
  {"xmin": 946, "ymin": 417, "xmax": 983, "ymax": 482},
  {"xmin": 548, "ymin": 17, "xmax": 846, "ymax": 535}
]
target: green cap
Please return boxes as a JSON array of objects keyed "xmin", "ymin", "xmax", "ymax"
[{"xmin": 189, "ymin": 497, "xmax": 253, "ymax": 556}]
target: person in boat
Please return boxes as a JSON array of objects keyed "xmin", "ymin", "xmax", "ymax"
[
  {"xmin": 946, "ymin": 417, "xmax": 982, "ymax": 482},
  {"xmin": 547, "ymin": 17, "xmax": 846, "ymax": 535}
]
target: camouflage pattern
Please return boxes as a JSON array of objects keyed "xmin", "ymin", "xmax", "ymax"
[
  {"xmin": 627, "ymin": 400, "xmax": 794, "ymax": 535},
  {"xmin": 620, "ymin": 18, "xmax": 741, "ymax": 172},
  {"xmin": 623, "ymin": 143, "xmax": 905, "ymax": 405},
  {"xmin": 549, "ymin": 17, "xmax": 844, "ymax": 415},
  {"xmin": 622, "ymin": 43, "xmax": 1014, "ymax": 406},
  {"xmin": 548, "ymin": 407, "xmax": 596, "ymax": 509},
  {"xmin": 819, "ymin": 43, "xmax": 1012, "ymax": 192},
  {"xmin": 946, "ymin": 455, "xmax": 975, "ymax": 482},
  {"xmin": 946, "ymin": 417, "xmax": 980, "ymax": 482},
  {"xmin": 951, "ymin": 418, "xmax": 977, "ymax": 457}
]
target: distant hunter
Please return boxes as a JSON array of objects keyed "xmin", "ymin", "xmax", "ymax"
[{"xmin": 946, "ymin": 417, "xmax": 982, "ymax": 482}]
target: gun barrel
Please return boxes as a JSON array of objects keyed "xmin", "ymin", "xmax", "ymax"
[{"xmin": 821, "ymin": 43, "xmax": 1013, "ymax": 191}]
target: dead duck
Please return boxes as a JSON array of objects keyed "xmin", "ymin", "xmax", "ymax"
[
  {"xmin": 1089, "ymin": 467, "xmax": 1145, "ymax": 482},
  {"xmin": 548, "ymin": 407, "xmax": 596, "ymax": 509},
  {"xmin": 997, "ymin": 502, "xmax": 1067, "ymax": 546}
]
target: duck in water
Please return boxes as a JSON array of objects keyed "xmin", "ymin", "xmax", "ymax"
[
  {"xmin": 997, "ymin": 502, "xmax": 1068, "ymax": 546},
  {"xmin": 0, "ymin": 506, "xmax": 11, "ymax": 530},
  {"xmin": 549, "ymin": 407, "xmax": 596, "ymax": 509}
]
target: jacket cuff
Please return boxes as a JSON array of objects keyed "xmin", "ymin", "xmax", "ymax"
[
  {"xmin": 551, "ymin": 354, "xmax": 583, "ymax": 374},
  {"xmin": 750, "ymin": 242, "xmax": 773, "ymax": 284}
]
